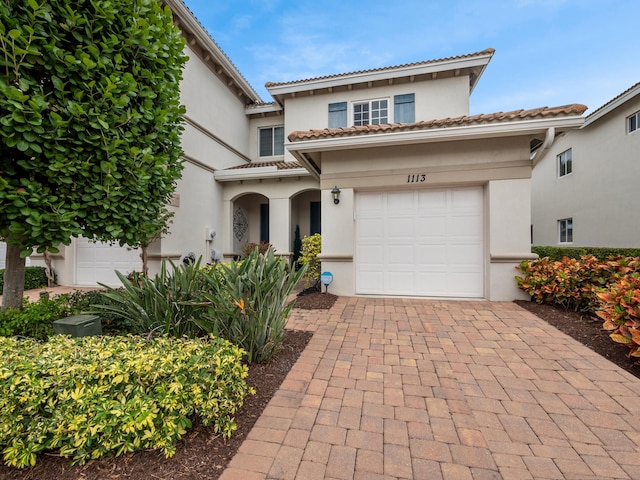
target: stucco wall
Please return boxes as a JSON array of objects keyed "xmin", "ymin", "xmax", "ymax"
[
  {"xmin": 180, "ymin": 45, "xmax": 250, "ymax": 163},
  {"xmin": 279, "ymin": 76, "xmax": 470, "ymax": 162},
  {"xmin": 532, "ymin": 98, "xmax": 640, "ymax": 247},
  {"xmin": 317, "ymin": 136, "xmax": 533, "ymax": 300}
]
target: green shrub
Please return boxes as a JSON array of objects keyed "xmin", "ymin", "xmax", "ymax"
[
  {"xmin": 292, "ymin": 225, "xmax": 302, "ymax": 266},
  {"xmin": 298, "ymin": 233, "xmax": 321, "ymax": 288},
  {"xmin": 0, "ymin": 335, "xmax": 252, "ymax": 468},
  {"xmin": 66, "ymin": 289, "xmax": 135, "ymax": 335},
  {"xmin": 0, "ymin": 266, "xmax": 50, "ymax": 291},
  {"xmin": 0, "ymin": 295, "xmax": 72, "ymax": 340},
  {"xmin": 198, "ymin": 247, "xmax": 306, "ymax": 363},
  {"xmin": 93, "ymin": 260, "xmax": 208, "ymax": 337},
  {"xmin": 532, "ymin": 246, "xmax": 640, "ymax": 261}
]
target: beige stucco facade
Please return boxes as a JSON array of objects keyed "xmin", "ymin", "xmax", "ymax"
[
  {"xmin": 18, "ymin": 1, "xmax": 589, "ymax": 301},
  {"xmin": 532, "ymin": 84, "xmax": 640, "ymax": 248}
]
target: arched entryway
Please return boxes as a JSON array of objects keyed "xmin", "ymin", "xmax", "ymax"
[{"xmin": 232, "ymin": 193, "xmax": 270, "ymax": 254}]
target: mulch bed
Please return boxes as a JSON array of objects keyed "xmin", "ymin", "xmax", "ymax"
[{"xmin": 515, "ymin": 300, "xmax": 640, "ymax": 379}]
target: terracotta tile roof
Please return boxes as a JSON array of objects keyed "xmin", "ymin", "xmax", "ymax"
[
  {"xmin": 265, "ymin": 48, "xmax": 495, "ymax": 89},
  {"xmin": 226, "ymin": 161, "xmax": 303, "ymax": 170},
  {"xmin": 586, "ymin": 81, "xmax": 640, "ymax": 119},
  {"xmin": 246, "ymin": 101, "xmax": 280, "ymax": 109},
  {"xmin": 288, "ymin": 104, "xmax": 588, "ymax": 142}
]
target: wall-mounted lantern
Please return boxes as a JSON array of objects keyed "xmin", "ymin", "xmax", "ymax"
[{"xmin": 331, "ymin": 186, "xmax": 341, "ymax": 204}]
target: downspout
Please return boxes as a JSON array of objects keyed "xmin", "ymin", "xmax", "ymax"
[{"xmin": 530, "ymin": 127, "xmax": 555, "ymax": 168}]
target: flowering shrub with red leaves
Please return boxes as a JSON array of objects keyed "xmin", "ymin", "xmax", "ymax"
[
  {"xmin": 517, "ymin": 255, "xmax": 640, "ymax": 356},
  {"xmin": 597, "ymin": 276, "xmax": 640, "ymax": 357}
]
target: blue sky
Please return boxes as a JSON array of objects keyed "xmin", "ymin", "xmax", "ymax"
[{"xmin": 184, "ymin": 0, "xmax": 639, "ymax": 115}]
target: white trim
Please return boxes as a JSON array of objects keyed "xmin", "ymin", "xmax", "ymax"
[
  {"xmin": 267, "ymin": 53, "xmax": 493, "ymax": 97},
  {"xmin": 287, "ymin": 116, "xmax": 586, "ymax": 154},
  {"xmin": 583, "ymin": 83, "xmax": 640, "ymax": 127},
  {"xmin": 214, "ymin": 166, "xmax": 310, "ymax": 182}
]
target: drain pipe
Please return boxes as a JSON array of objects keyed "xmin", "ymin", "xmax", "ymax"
[{"xmin": 531, "ymin": 127, "xmax": 555, "ymax": 168}]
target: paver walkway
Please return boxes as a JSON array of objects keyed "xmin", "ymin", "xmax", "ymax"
[{"xmin": 220, "ymin": 297, "xmax": 640, "ymax": 480}]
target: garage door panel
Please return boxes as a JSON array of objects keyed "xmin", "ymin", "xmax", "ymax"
[
  {"xmin": 417, "ymin": 190, "xmax": 447, "ymax": 209},
  {"xmin": 416, "ymin": 245, "xmax": 447, "ymax": 266},
  {"xmin": 387, "ymin": 245, "xmax": 415, "ymax": 266},
  {"xmin": 387, "ymin": 191, "xmax": 415, "ymax": 210},
  {"xmin": 358, "ymin": 192, "xmax": 384, "ymax": 213},
  {"xmin": 387, "ymin": 218, "xmax": 415, "ymax": 238},
  {"xmin": 416, "ymin": 216, "xmax": 447, "ymax": 236},
  {"xmin": 356, "ymin": 187, "xmax": 483, "ymax": 297},
  {"xmin": 359, "ymin": 217, "xmax": 385, "ymax": 238},
  {"xmin": 356, "ymin": 270, "xmax": 384, "ymax": 293},
  {"xmin": 76, "ymin": 238, "xmax": 139, "ymax": 286}
]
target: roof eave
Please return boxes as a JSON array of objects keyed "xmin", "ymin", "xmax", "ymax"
[
  {"xmin": 164, "ymin": 0, "xmax": 262, "ymax": 103},
  {"xmin": 287, "ymin": 116, "xmax": 585, "ymax": 153},
  {"xmin": 267, "ymin": 51, "xmax": 494, "ymax": 98},
  {"xmin": 214, "ymin": 167, "xmax": 311, "ymax": 182},
  {"xmin": 583, "ymin": 83, "xmax": 640, "ymax": 127}
]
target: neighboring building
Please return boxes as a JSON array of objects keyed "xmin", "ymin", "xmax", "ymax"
[
  {"xmin": 531, "ymin": 82, "xmax": 640, "ymax": 248},
  {"xmin": 20, "ymin": 0, "xmax": 587, "ymax": 300}
]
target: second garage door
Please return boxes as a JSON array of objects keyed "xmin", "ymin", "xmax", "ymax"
[
  {"xmin": 76, "ymin": 238, "xmax": 141, "ymax": 286},
  {"xmin": 355, "ymin": 186, "xmax": 484, "ymax": 297}
]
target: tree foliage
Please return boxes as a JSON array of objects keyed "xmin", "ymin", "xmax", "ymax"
[
  {"xmin": 0, "ymin": 0, "xmax": 187, "ymax": 307},
  {"xmin": 0, "ymin": 0, "xmax": 187, "ymax": 253}
]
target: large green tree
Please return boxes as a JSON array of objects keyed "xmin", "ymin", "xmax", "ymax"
[{"xmin": 0, "ymin": 0, "xmax": 187, "ymax": 309}]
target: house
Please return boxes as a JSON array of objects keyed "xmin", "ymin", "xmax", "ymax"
[
  {"xmin": 17, "ymin": 0, "xmax": 588, "ymax": 301},
  {"xmin": 531, "ymin": 82, "xmax": 640, "ymax": 248}
]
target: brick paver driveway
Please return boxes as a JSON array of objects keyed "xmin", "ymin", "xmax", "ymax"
[{"xmin": 221, "ymin": 297, "xmax": 640, "ymax": 480}]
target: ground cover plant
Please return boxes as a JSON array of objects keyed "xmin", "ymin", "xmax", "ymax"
[
  {"xmin": 517, "ymin": 255, "xmax": 640, "ymax": 356},
  {"xmin": 0, "ymin": 335, "xmax": 252, "ymax": 469}
]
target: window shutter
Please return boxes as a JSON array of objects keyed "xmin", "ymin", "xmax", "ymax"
[
  {"xmin": 259, "ymin": 128, "xmax": 272, "ymax": 157},
  {"xmin": 328, "ymin": 102, "xmax": 347, "ymax": 128},
  {"xmin": 394, "ymin": 93, "xmax": 415, "ymax": 123},
  {"xmin": 274, "ymin": 126, "xmax": 284, "ymax": 155}
]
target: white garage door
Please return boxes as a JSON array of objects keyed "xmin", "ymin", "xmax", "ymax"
[
  {"xmin": 76, "ymin": 238, "xmax": 140, "ymax": 286},
  {"xmin": 0, "ymin": 241, "xmax": 6, "ymax": 269},
  {"xmin": 356, "ymin": 186, "xmax": 484, "ymax": 297}
]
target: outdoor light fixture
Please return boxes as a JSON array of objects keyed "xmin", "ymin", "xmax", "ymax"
[{"xmin": 331, "ymin": 186, "xmax": 341, "ymax": 204}]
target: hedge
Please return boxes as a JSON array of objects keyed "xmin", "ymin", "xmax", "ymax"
[
  {"xmin": 532, "ymin": 246, "xmax": 640, "ymax": 261},
  {"xmin": 0, "ymin": 266, "xmax": 49, "ymax": 291},
  {"xmin": 0, "ymin": 335, "xmax": 252, "ymax": 468}
]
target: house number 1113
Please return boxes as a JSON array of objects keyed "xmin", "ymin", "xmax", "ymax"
[{"xmin": 407, "ymin": 174, "xmax": 426, "ymax": 183}]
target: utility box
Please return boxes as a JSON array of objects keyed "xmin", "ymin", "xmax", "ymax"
[{"xmin": 53, "ymin": 314, "xmax": 102, "ymax": 337}]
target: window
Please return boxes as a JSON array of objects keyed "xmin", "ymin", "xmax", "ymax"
[
  {"xmin": 354, "ymin": 99, "xmax": 388, "ymax": 126},
  {"xmin": 394, "ymin": 93, "xmax": 415, "ymax": 123},
  {"xmin": 628, "ymin": 111, "xmax": 640, "ymax": 133},
  {"xmin": 328, "ymin": 102, "xmax": 347, "ymax": 128},
  {"xmin": 558, "ymin": 218, "xmax": 573, "ymax": 243},
  {"xmin": 259, "ymin": 126, "xmax": 284, "ymax": 157},
  {"xmin": 557, "ymin": 148, "xmax": 572, "ymax": 177}
]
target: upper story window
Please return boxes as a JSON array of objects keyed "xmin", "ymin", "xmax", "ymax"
[
  {"xmin": 558, "ymin": 218, "xmax": 573, "ymax": 243},
  {"xmin": 259, "ymin": 126, "xmax": 284, "ymax": 157},
  {"xmin": 328, "ymin": 102, "xmax": 347, "ymax": 128},
  {"xmin": 354, "ymin": 99, "xmax": 388, "ymax": 126},
  {"xmin": 328, "ymin": 93, "xmax": 415, "ymax": 128},
  {"xmin": 557, "ymin": 148, "xmax": 572, "ymax": 177},
  {"xmin": 394, "ymin": 94, "xmax": 415, "ymax": 123},
  {"xmin": 628, "ymin": 111, "xmax": 640, "ymax": 133}
]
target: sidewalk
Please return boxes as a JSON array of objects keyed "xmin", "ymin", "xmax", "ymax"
[{"xmin": 221, "ymin": 296, "xmax": 640, "ymax": 479}]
